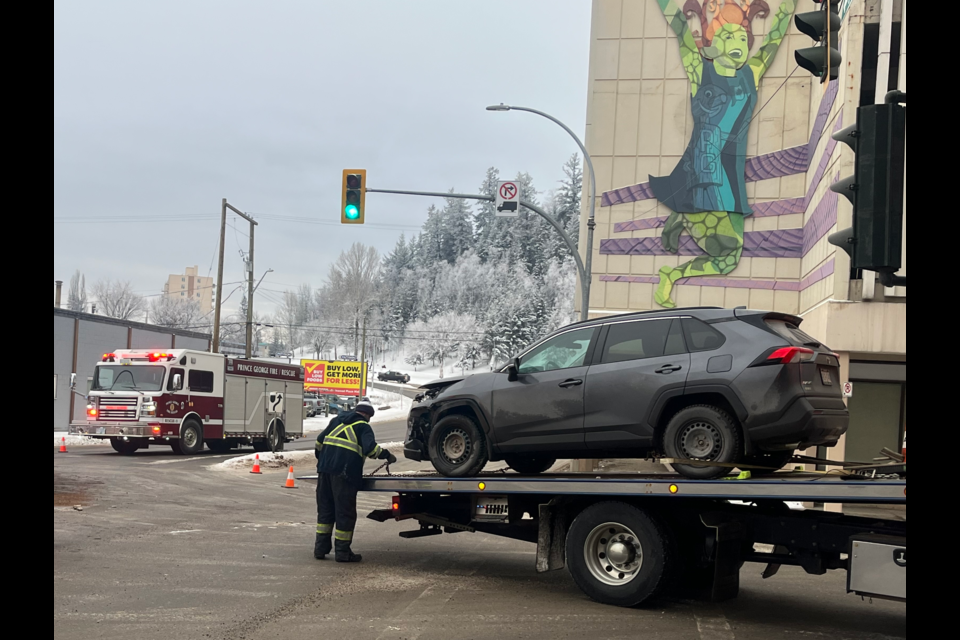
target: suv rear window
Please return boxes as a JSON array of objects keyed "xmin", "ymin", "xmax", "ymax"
[
  {"xmin": 681, "ymin": 318, "xmax": 726, "ymax": 352},
  {"xmin": 764, "ymin": 319, "xmax": 821, "ymax": 347}
]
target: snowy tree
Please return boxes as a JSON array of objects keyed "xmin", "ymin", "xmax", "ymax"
[
  {"xmin": 67, "ymin": 270, "xmax": 88, "ymax": 312},
  {"xmin": 326, "ymin": 243, "xmax": 381, "ymax": 355},
  {"xmin": 91, "ymin": 279, "xmax": 145, "ymax": 320},
  {"xmin": 149, "ymin": 297, "xmax": 204, "ymax": 329}
]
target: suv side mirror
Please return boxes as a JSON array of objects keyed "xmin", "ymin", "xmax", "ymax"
[
  {"xmin": 172, "ymin": 373, "xmax": 183, "ymax": 391},
  {"xmin": 506, "ymin": 358, "xmax": 520, "ymax": 382}
]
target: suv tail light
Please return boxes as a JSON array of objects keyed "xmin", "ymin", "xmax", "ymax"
[{"xmin": 766, "ymin": 346, "xmax": 816, "ymax": 364}]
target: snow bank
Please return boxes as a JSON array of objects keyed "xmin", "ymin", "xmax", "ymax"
[
  {"xmin": 54, "ymin": 431, "xmax": 104, "ymax": 447},
  {"xmin": 212, "ymin": 450, "xmax": 316, "ymax": 471}
]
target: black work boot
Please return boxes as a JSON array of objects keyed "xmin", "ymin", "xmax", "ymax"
[
  {"xmin": 335, "ymin": 539, "xmax": 362, "ymax": 563},
  {"xmin": 314, "ymin": 534, "xmax": 332, "ymax": 560}
]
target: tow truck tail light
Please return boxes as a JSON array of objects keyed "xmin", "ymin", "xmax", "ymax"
[{"xmin": 765, "ymin": 347, "xmax": 815, "ymax": 365}]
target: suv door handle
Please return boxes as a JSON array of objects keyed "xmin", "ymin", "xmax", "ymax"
[
  {"xmin": 655, "ymin": 365, "xmax": 683, "ymax": 374},
  {"xmin": 558, "ymin": 379, "xmax": 583, "ymax": 388}
]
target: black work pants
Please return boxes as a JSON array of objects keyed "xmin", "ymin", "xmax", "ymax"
[{"xmin": 316, "ymin": 473, "xmax": 358, "ymax": 544}]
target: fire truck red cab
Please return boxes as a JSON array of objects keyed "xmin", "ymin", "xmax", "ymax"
[{"xmin": 70, "ymin": 349, "xmax": 304, "ymax": 455}]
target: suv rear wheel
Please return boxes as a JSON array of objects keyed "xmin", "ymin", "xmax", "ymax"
[
  {"xmin": 663, "ymin": 405, "xmax": 741, "ymax": 480},
  {"xmin": 504, "ymin": 456, "xmax": 557, "ymax": 475},
  {"xmin": 427, "ymin": 415, "xmax": 488, "ymax": 477}
]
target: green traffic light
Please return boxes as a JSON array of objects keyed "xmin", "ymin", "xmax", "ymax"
[{"xmin": 345, "ymin": 204, "xmax": 360, "ymax": 220}]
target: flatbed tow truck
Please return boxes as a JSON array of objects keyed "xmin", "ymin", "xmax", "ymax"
[{"xmin": 361, "ymin": 464, "xmax": 906, "ymax": 607}]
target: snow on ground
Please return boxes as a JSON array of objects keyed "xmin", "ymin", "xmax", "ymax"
[
  {"xmin": 212, "ymin": 442, "xmax": 405, "ymax": 472},
  {"xmin": 54, "ymin": 431, "xmax": 104, "ymax": 447}
]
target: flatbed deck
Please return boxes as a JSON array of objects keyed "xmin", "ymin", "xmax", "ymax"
[{"xmin": 360, "ymin": 471, "xmax": 907, "ymax": 504}]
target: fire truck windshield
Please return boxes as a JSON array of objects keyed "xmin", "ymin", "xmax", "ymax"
[{"xmin": 93, "ymin": 366, "xmax": 165, "ymax": 392}]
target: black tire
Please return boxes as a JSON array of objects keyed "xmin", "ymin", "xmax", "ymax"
[
  {"xmin": 742, "ymin": 450, "xmax": 795, "ymax": 476},
  {"xmin": 176, "ymin": 420, "xmax": 204, "ymax": 455},
  {"xmin": 206, "ymin": 440, "xmax": 234, "ymax": 453},
  {"xmin": 427, "ymin": 414, "xmax": 488, "ymax": 477},
  {"xmin": 267, "ymin": 421, "xmax": 285, "ymax": 453},
  {"xmin": 565, "ymin": 501, "xmax": 672, "ymax": 607},
  {"xmin": 662, "ymin": 405, "xmax": 742, "ymax": 480},
  {"xmin": 504, "ymin": 456, "xmax": 557, "ymax": 475},
  {"xmin": 110, "ymin": 438, "xmax": 139, "ymax": 455}
]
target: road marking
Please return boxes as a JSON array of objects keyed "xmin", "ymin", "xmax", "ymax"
[
  {"xmin": 168, "ymin": 529, "xmax": 204, "ymax": 535},
  {"xmin": 695, "ymin": 609, "xmax": 735, "ymax": 640}
]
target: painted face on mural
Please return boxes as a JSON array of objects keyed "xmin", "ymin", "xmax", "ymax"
[{"xmin": 709, "ymin": 24, "xmax": 750, "ymax": 70}]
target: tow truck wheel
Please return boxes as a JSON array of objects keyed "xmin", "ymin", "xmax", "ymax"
[
  {"xmin": 110, "ymin": 438, "xmax": 139, "ymax": 455},
  {"xmin": 427, "ymin": 415, "xmax": 488, "ymax": 477},
  {"xmin": 504, "ymin": 457, "xmax": 557, "ymax": 475},
  {"xmin": 566, "ymin": 502, "xmax": 671, "ymax": 607},
  {"xmin": 175, "ymin": 420, "xmax": 204, "ymax": 455}
]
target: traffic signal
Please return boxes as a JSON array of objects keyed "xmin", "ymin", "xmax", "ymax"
[
  {"xmin": 828, "ymin": 99, "xmax": 906, "ymax": 280},
  {"xmin": 795, "ymin": 0, "xmax": 841, "ymax": 83},
  {"xmin": 341, "ymin": 169, "xmax": 367, "ymax": 224}
]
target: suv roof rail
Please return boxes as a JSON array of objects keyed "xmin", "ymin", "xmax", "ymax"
[{"xmin": 567, "ymin": 306, "xmax": 725, "ymax": 328}]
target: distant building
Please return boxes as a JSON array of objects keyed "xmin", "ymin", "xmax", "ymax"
[{"xmin": 163, "ymin": 266, "xmax": 214, "ymax": 314}]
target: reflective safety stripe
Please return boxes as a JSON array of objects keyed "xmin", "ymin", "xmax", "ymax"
[
  {"xmin": 317, "ymin": 523, "xmax": 333, "ymax": 535},
  {"xmin": 367, "ymin": 444, "xmax": 382, "ymax": 460},
  {"xmin": 334, "ymin": 529, "xmax": 354, "ymax": 541},
  {"xmin": 322, "ymin": 420, "xmax": 369, "ymax": 457}
]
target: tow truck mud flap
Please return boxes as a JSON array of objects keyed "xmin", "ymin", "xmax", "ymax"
[
  {"xmin": 537, "ymin": 500, "xmax": 568, "ymax": 573},
  {"xmin": 848, "ymin": 534, "xmax": 906, "ymax": 602},
  {"xmin": 700, "ymin": 513, "xmax": 746, "ymax": 602}
]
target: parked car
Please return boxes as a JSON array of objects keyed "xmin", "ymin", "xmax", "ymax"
[
  {"xmin": 403, "ymin": 307, "xmax": 849, "ymax": 479},
  {"xmin": 378, "ymin": 370, "xmax": 411, "ymax": 383},
  {"xmin": 324, "ymin": 395, "xmax": 358, "ymax": 416},
  {"xmin": 303, "ymin": 397, "xmax": 323, "ymax": 418}
]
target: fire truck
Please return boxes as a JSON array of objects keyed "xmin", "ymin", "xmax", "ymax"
[{"xmin": 69, "ymin": 349, "xmax": 304, "ymax": 455}]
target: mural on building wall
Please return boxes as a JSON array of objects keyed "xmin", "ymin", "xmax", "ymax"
[{"xmin": 649, "ymin": 0, "xmax": 796, "ymax": 308}]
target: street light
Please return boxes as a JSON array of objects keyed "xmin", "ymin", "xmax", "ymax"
[
  {"xmin": 254, "ymin": 268, "xmax": 273, "ymax": 293},
  {"xmin": 486, "ymin": 103, "xmax": 597, "ymax": 322}
]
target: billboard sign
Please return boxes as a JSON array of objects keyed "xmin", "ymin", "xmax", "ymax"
[{"xmin": 301, "ymin": 360, "xmax": 367, "ymax": 396}]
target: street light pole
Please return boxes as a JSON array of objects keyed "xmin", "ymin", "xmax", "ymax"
[{"xmin": 486, "ymin": 104, "xmax": 597, "ymax": 321}]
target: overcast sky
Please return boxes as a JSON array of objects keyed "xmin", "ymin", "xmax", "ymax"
[{"xmin": 54, "ymin": 0, "xmax": 592, "ymax": 316}]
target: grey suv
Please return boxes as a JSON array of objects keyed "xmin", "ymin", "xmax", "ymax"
[{"xmin": 403, "ymin": 307, "xmax": 848, "ymax": 479}]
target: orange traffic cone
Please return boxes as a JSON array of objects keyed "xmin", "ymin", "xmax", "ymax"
[
  {"xmin": 283, "ymin": 465, "xmax": 297, "ymax": 489},
  {"xmin": 250, "ymin": 454, "xmax": 262, "ymax": 475},
  {"xmin": 59, "ymin": 437, "xmax": 68, "ymax": 453}
]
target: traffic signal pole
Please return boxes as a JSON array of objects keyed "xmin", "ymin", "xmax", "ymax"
[{"xmin": 365, "ymin": 187, "xmax": 589, "ymax": 321}]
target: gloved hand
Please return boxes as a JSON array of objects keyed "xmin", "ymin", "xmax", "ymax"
[{"xmin": 386, "ymin": 452, "xmax": 398, "ymax": 465}]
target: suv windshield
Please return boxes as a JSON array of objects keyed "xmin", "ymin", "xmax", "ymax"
[{"xmin": 93, "ymin": 365, "xmax": 166, "ymax": 392}]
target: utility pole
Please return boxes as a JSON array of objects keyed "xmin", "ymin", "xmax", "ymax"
[
  {"xmin": 211, "ymin": 199, "xmax": 258, "ymax": 357},
  {"xmin": 55, "ymin": 281, "xmax": 63, "ymax": 308},
  {"xmin": 359, "ymin": 317, "xmax": 368, "ymax": 397},
  {"xmin": 212, "ymin": 199, "xmax": 228, "ymax": 354}
]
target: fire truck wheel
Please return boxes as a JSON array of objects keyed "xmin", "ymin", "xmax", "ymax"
[
  {"xmin": 268, "ymin": 421, "xmax": 285, "ymax": 453},
  {"xmin": 176, "ymin": 420, "xmax": 204, "ymax": 455},
  {"xmin": 110, "ymin": 438, "xmax": 139, "ymax": 455}
]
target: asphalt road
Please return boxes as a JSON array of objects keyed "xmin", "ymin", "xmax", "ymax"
[{"xmin": 54, "ymin": 420, "xmax": 906, "ymax": 640}]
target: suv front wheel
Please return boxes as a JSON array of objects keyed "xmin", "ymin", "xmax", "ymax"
[
  {"xmin": 427, "ymin": 415, "xmax": 488, "ymax": 477},
  {"xmin": 662, "ymin": 405, "xmax": 741, "ymax": 480}
]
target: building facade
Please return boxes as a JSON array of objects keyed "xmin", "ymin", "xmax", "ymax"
[
  {"xmin": 163, "ymin": 265, "xmax": 214, "ymax": 314},
  {"xmin": 579, "ymin": 0, "xmax": 906, "ymax": 464}
]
